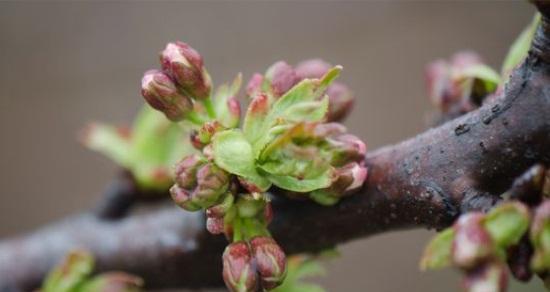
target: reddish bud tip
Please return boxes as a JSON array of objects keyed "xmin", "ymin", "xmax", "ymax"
[
  {"xmin": 250, "ymin": 236, "xmax": 287, "ymax": 290},
  {"xmin": 160, "ymin": 41, "xmax": 212, "ymax": 100},
  {"xmin": 141, "ymin": 69, "xmax": 192, "ymax": 121},
  {"xmin": 265, "ymin": 61, "xmax": 300, "ymax": 97},
  {"xmin": 295, "ymin": 59, "xmax": 332, "ymax": 79},
  {"xmin": 246, "ymin": 73, "xmax": 264, "ymax": 97},
  {"xmin": 326, "ymin": 82, "xmax": 354, "ymax": 122},
  {"xmin": 452, "ymin": 213, "xmax": 494, "ymax": 269},
  {"xmin": 222, "ymin": 241, "xmax": 259, "ymax": 292}
]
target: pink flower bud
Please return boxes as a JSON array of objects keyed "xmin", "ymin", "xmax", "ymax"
[
  {"xmin": 462, "ymin": 262, "xmax": 508, "ymax": 292},
  {"xmin": 246, "ymin": 73, "xmax": 264, "ymax": 97},
  {"xmin": 452, "ymin": 213, "xmax": 494, "ymax": 269},
  {"xmin": 325, "ymin": 82, "xmax": 354, "ymax": 122},
  {"xmin": 265, "ymin": 61, "xmax": 300, "ymax": 97},
  {"xmin": 310, "ymin": 162, "xmax": 367, "ymax": 204},
  {"xmin": 226, "ymin": 96, "xmax": 241, "ymax": 128},
  {"xmin": 250, "ymin": 236, "xmax": 287, "ymax": 290},
  {"xmin": 328, "ymin": 133, "xmax": 367, "ymax": 167},
  {"xmin": 295, "ymin": 59, "xmax": 332, "ymax": 79},
  {"xmin": 160, "ymin": 41, "xmax": 212, "ymax": 100},
  {"xmin": 141, "ymin": 69, "xmax": 192, "ymax": 121},
  {"xmin": 171, "ymin": 154, "xmax": 230, "ymax": 210},
  {"xmin": 222, "ymin": 241, "xmax": 259, "ymax": 292}
]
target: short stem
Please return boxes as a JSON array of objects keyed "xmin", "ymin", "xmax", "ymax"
[
  {"xmin": 186, "ymin": 111, "xmax": 207, "ymax": 125},
  {"xmin": 202, "ymin": 97, "xmax": 216, "ymax": 119}
]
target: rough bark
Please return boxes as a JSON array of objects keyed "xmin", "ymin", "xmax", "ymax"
[{"xmin": 1, "ymin": 4, "xmax": 550, "ymax": 291}]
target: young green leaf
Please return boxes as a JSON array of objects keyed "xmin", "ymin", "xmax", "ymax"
[
  {"xmin": 263, "ymin": 169, "xmax": 333, "ymax": 193},
  {"xmin": 42, "ymin": 250, "xmax": 94, "ymax": 292},
  {"xmin": 460, "ymin": 64, "xmax": 501, "ymax": 93},
  {"xmin": 483, "ymin": 202, "xmax": 530, "ymax": 248},
  {"xmin": 420, "ymin": 228, "xmax": 455, "ymax": 270},
  {"xmin": 212, "ymin": 129, "xmax": 271, "ymax": 191},
  {"xmin": 501, "ymin": 13, "xmax": 541, "ymax": 79},
  {"xmin": 81, "ymin": 123, "xmax": 132, "ymax": 168}
]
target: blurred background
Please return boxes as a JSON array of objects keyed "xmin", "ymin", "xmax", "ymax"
[{"xmin": 0, "ymin": 1, "xmax": 541, "ymax": 291}]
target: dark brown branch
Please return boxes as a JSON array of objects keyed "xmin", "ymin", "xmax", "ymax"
[{"xmin": 1, "ymin": 7, "xmax": 550, "ymax": 292}]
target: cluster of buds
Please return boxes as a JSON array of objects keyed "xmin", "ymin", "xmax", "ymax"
[
  {"xmin": 170, "ymin": 153, "xmax": 231, "ymax": 211},
  {"xmin": 140, "ymin": 41, "xmax": 367, "ymax": 292},
  {"xmin": 223, "ymin": 237, "xmax": 286, "ymax": 292},
  {"xmin": 425, "ymin": 51, "xmax": 501, "ymax": 115},
  {"xmin": 421, "ymin": 202, "xmax": 532, "ymax": 292},
  {"xmin": 207, "ymin": 192, "xmax": 286, "ymax": 291},
  {"xmin": 246, "ymin": 59, "xmax": 355, "ymax": 122},
  {"xmin": 255, "ymin": 122, "xmax": 367, "ymax": 205},
  {"xmin": 141, "ymin": 41, "xmax": 213, "ymax": 122}
]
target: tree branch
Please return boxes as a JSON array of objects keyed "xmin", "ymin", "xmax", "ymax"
[{"xmin": 1, "ymin": 7, "xmax": 550, "ymax": 292}]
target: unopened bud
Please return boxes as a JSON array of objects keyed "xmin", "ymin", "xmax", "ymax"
[
  {"xmin": 246, "ymin": 73, "xmax": 264, "ymax": 97},
  {"xmin": 462, "ymin": 262, "xmax": 508, "ymax": 292},
  {"xmin": 160, "ymin": 41, "xmax": 212, "ymax": 99},
  {"xmin": 328, "ymin": 133, "xmax": 367, "ymax": 166},
  {"xmin": 452, "ymin": 213, "xmax": 494, "ymax": 269},
  {"xmin": 222, "ymin": 241, "xmax": 259, "ymax": 292},
  {"xmin": 310, "ymin": 162, "xmax": 367, "ymax": 205},
  {"xmin": 265, "ymin": 61, "xmax": 300, "ymax": 97},
  {"xmin": 295, "ymin": 59, "xmax": 331, "ymax": 79},
  {"xmin": 226, "ymin": 97, "xmax": 241, "ymax": 128},
  {"xmin": 171, "ymin": 154, "xmax": 230, "ymax": 210},
  {"xmin": 250, "ymin": 236, "xmax": 287, "ymax": 290},
  {"xmin": 141, "ymin": 70, "xmax": 192, "ymax": 121},
  {"xmin": 325, "ymin": 82, "xmax": 354, "ymax": 122}
]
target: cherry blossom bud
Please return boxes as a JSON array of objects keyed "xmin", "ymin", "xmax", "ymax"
[
  {"xmin": 325, "ymin": 82, "xmax": 354, "ymax": 122},
  {"xmin": 452, "ymin": 213, "xmax": 494, "ymax": 269},
  {"xmin": 222, "ymin": 241, "xmax": 259, "ymax": 292},
  {"xmin": 328, "ymin": 133, "xmax": 367, "ymax": 166},
  {"xmin": 205, "ymin": 194, "xmax": 235, "ymax": 235},
  {"xmin": 246, "ymin": 73, "xmax": 264, "ymax": 97},
  {"xmin": 250, "ymin": 236, "xmax": 287, "ymax": 290},
  {"xmin": 462, "ymin": 262, "xmax": 508, "ymax": 292},
  {"xmin": 295, "ymin": 59, "xmax": 331, "ymax": 79},
  {"xmin": 265, "ymin": 61, "xmax": 300, "ymax": 97},
  {"xmin": 160, "ymin": 41, "xmax": 212, "ymax": 99},
  {"xmin": 310, "ymin": 162, "xmax": 367, "ymax": 205},
  {"xmin": 171, "ymin": 154, "xmax": 230, "ymax": 210},
  {"xmin": 226, "ymin": 96, "xmax": 242, "ymax": 128},
  {"xmin": 141, "ymin": 70, "xmax": 192, "ymax": 121}
]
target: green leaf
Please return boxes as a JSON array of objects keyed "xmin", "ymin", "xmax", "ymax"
[
  {"xmin": 419, "ymin": 228, "xmax": 455, "ymax": 270},
  {"xmin": 82, "ymin": 123, "xmax": 132, "ymax": 168},
  {"xmin": 501, "ymin": 13, "xmax": 541, "ymax": 79},
  {"xmin": 247, "ymin": 67, "xmax": 340, "ymax": 157},
  {"xmin": 483, "ymin": 202, "xmax": 530, "ymax": 248},
  {"xmin": 263, "ymin": 169, "xmax": 333, "ymax": 193},
  {"xmin": 214, "ymin": 73, "xmax": 242, "ymax": 128},
  {"xmin": 212, "ymin": 129, "xmax": 271, "ymax": 191},
  {"xmin": 460, "ymin": 64, "xmax": 501, "ymax": 93},
  {"xmin": 42, "ymin": 250, "xmax": 94, "ymax": 292}
]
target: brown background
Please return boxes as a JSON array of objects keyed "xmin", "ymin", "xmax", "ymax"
[{"xmin": 0, "ymin": 1, "xmax": 543, "ymax": 291}]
